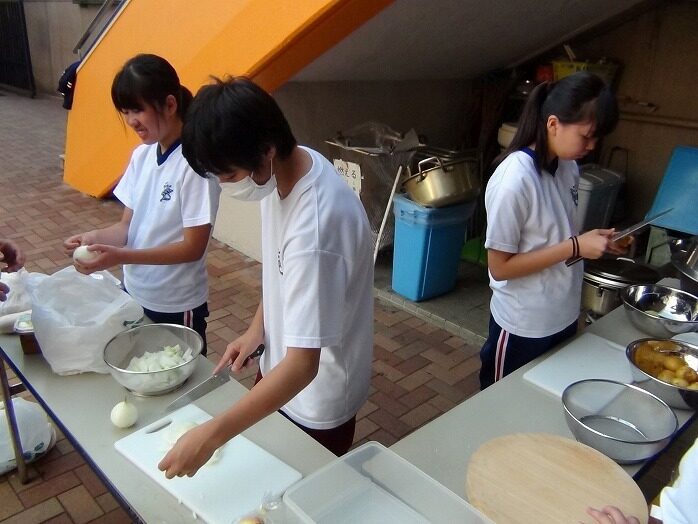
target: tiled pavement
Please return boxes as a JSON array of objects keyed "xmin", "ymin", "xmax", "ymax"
[{"xmin": 0, "ymin": 92, "xmax": 483, "ymax": 522}]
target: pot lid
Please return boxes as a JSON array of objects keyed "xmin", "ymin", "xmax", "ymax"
[{"xmin": 584, "ymin": 258, "xmax": 660, "ymax": 284}]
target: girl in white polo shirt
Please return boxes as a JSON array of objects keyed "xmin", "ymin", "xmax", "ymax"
[
  {"xmin": 63, "ymin": 54, "xmax": 220, "ymax": 355},
  {"xmin": 480, "ymin": 72, "xmax": 624, "ymax": 389}
]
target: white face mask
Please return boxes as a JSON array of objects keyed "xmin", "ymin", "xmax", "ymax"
[{"xmin": 227, "ymin": 158, "xmax": 277, "ymax": 201}]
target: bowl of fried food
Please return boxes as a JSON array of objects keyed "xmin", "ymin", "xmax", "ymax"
[{"xmin": 626, "ymin": 338, "xmax": 698, "ymax": 410}]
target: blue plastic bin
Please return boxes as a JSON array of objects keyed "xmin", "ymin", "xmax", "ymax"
[{"xmin": 392, "ymin": 194, "xmax": 473, "ymax": 301}]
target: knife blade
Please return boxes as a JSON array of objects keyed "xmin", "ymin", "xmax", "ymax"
[
  {"xmin": 164, "ymin": 373, "xmax": 230, "ymax": 413},
  {"xmin": 566, "ymin": 208, "xmax": 673, "ymax": 267},
  {"xmin": 610, "ymin": 207, "xmax": 673, "ymax": 242},
  {"xmin": 163, "ymin": 344, "xmax": 265, "ymax": 413}
]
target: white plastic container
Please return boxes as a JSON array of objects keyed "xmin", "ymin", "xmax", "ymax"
[
  {"xmin": 497, "ymin": 122, "xmax": 518, "ymax": 149},
  {"xmin": 577, "ymin": 164, "xmax": 624, "ymax": 232},
  {"xmin": 283, "ymin": 442, "xmax": 493, "ymax": 524}
]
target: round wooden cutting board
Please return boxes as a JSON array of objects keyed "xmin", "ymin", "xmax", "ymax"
[{"xmin": 466, "ymin": 433, "xmax": 648, "ymax": 524}]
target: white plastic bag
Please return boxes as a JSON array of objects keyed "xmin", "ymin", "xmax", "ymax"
[
  {"xmin": 30, "ymin": 266, "xmax": 143, "ymax": 375},
  {"xmin": 0, "ymin": 268, "xmax": 46, "ymax": 318},
  {"xmin": 0, "ymin": 398, "xmax": 54, "ymax": 475}
]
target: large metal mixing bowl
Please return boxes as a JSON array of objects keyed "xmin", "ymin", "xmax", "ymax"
[
  {"xmin": 562, "ymin": 379, "xmax": 677, "ymax": 464},
  {"xmin": 621, "ymin": 284, "xmax": 698, "ymax": 338},
  {"xmin": 103, "ymin": 323, "xmax": 203, "ymax": 396},
  {"xmin": 626, "ymin": 338, "xmax": 698, "ymax": 410}
]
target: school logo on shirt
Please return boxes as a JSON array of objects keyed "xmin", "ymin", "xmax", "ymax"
[
  {"xmin": 570, "ymin": 185, "xmax": 578, "ymax": 206},
  {"xmin": 160, "ymin": 182, "xmax": 173, "ymax": 202},
  {"xmin": 277, "ymin": 250, "xmax": 283, "ymax": 275}
]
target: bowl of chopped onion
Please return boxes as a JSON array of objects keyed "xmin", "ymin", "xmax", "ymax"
[{"xmin": 103, "ymin": 323, "xmax": 203, "ymax": 396}]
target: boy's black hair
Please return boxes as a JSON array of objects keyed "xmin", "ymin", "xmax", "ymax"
[
  {"xmin": 496, "ymin": 71, "xmax": 619, "ymax": 173},
  {"xmin": 182, "ymin": 77, "xmax": 297, "ymax": 176},
  {"xmin": 111, "ymin": 54, "xmax": 192, "ymax": 118}
]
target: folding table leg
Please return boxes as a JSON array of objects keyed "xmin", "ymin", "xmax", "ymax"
[{"xmin": 0, "ymin": 357, "xmax": 31, "ymax": 483}]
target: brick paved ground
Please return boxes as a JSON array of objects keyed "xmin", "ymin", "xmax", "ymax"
[{"xmin": 0, "ymin": 92, "xmax": 482, "ymax": 522}]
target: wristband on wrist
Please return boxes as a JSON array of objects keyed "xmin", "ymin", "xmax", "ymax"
[{"xmin": 569, "ymin": 235, "xmax": 579, "ymax": 259}]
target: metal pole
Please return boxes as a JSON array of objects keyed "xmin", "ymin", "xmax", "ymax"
[
  {"xmin": 0, "ymin": 357, "xmax": 30, "ymax": 483},
  {"xmin": 374, "ymin": 165, "xmax": 403, "ymax": 265}
]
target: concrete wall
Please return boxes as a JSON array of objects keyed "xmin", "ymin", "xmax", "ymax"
[
  {"xmin": 24, "ymin": 1, "xmax": 103, "ymax": 94},
  {"xmin": 579, "ymin": 1, "xmax": 698, "ymax": 221},
  {"xmin": 212, "ymin": 79, "xmax": 469, "ymax": 260}
]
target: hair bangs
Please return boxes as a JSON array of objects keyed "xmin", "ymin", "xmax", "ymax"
[{"xmin": 111, "ymin": 70, "xmax": 146, "ymax": 112}]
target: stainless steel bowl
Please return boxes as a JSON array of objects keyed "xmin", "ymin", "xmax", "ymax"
[
  {"xmin": 621, "ymin": 284, "xmax": 698, "ymax": 338},
  {"xmin": 562, "ymin": 379, "xmax": 677, "ymax": 464},
  {"xmin": 626, "ymin": 338, "xmax": 698, "ymax": 410},
  {"xmin": 103, "ymin": 323, "xmax": 203, "ymax": 396}
]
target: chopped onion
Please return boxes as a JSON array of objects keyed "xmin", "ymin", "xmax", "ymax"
[
  {"xmin": 162, "ymin": 421, "xmax": 222, "ymax": 466},
  {"xmin": 124, "ymin": 344, "xmax": 194, "ymax": 391}
]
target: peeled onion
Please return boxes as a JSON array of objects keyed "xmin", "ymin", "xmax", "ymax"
[
  {"xmin": 73, "ymin": 245, "xmax": 99, "ymax": 263},
  {"xmin": 110, "ymin": 398, "xmax": 138, "ymax": 428}
]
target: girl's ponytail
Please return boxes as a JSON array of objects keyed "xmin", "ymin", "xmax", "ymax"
[
  {"xmin": 494, "ymin": 81, "xmax": 550, "ymax": 171},
  {"xmin": 178, "ymin": 85, "xmax": 193, "ymax": 119}
]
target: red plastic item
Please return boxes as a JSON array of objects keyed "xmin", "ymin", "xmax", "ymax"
[{"xmin": 536, "ymin": 64, "xmax": 554, "ymax": 83}]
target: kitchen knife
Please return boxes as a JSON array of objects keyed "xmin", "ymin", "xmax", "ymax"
[
  {"xmin": 609, "ymin": 207, "xmax": 673, "ymax": 242},
  {"xmin": 163, "ymin": 344, "xmax": 264, "ymax": 413},
  {"xmin": 566, "ymin": 208, "xmax": 673, "ymax": 267}
]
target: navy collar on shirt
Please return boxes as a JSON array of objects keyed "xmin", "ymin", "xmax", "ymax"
[
  {"xmin": 521, "ymin": 147, "xmax": 559, "ymax": 176},
  {"xmin": 156, "ymin": 139, "xmax": 181, "ymax": 166}
]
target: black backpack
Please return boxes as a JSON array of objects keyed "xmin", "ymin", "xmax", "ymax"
[{"xmin": 57, "ymin": 61, "xmax": 81, "ymax": 110}]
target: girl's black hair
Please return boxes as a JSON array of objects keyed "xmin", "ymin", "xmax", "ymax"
[
  {"xmin": 496, "ymin": 71, "xmax": 619, "ymax": 173},
  {"xmin": 182, "ymin": 77, "xmax": 297, "ymax": 176},
  {"xmin": 111, "ymin": 54, "xmax": 192, "ymax": 118}
]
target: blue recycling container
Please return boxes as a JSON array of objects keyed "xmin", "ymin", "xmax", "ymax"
[{"xmin": 391, "ymin": 194, "xmax": 473, "ymax": 301}]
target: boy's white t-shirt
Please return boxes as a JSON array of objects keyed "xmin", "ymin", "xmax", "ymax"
[
  {"xmin": 485, "ymin": 150, "xmax": 583, "ymax": 338},
  {"xmin": 113, "ymin": 143, "xmax": 221, "ymax": 313},
  {"xmin": 260, "ymin": 146, "xmax": 374, "ymax": 430}
]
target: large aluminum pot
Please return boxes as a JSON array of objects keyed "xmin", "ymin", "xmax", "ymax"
[
  {"xmin": 582, "ymin": 258, "xmax": 660, "ymax": 316},
  {"xmin": 673, "ymin": 243, "xmax": 698, "ymax": 296},
  {"xmin": 402, "ymin": 156, "xmax": 480, "ymax": 208}
]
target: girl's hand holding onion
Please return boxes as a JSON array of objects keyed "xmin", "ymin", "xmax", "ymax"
[
  {"xmin": 63, "ymin": 231, "xmax": 98, "ymax": 257},
  {"xmin": 73, "ymin": 244, "xmax": 121, "ymax": 274}
]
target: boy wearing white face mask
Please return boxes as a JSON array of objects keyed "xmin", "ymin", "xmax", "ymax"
[{"xmin": 158, "ymin": 77, "xmax": 374, "ymax": 478}]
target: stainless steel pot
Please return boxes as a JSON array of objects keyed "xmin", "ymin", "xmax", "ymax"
[
  {"xmin": 402, "ymin": 156, "xmax": 480, "ymax": 208},
  {"xmin": 582, "ymin": 258, "xmax": 660, "ymax": 316},
  {"xmin": 672, "ymin": 244, "xmax": 698, "ymax": 296}
]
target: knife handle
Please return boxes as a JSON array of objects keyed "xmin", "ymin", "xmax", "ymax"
[
  {"xmin": 242, "ymin": 344, "xmax": 265, "ymax": 366},
  {"xmin": 566, "ymin": 256, "xmax": 583, "ymax": 267}
]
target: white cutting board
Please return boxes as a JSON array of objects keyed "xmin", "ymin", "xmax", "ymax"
[
  {"xmin": 523, "ymin": 332, "xmax": 634, "ymax": 399},
  {"xmin": 115, "ymin": 404, "xmax": 302, "ymax": 523}
]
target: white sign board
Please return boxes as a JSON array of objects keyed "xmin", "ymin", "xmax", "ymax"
[{"xmin": 333, "ymin": 159, "xmax": 362, "ymax": 196}]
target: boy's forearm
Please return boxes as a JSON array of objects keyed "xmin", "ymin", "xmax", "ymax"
[{"xmin": 207, "ymin": 349, "xmax": 319, "ymax": 447}]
